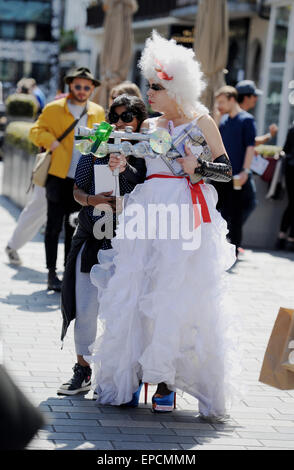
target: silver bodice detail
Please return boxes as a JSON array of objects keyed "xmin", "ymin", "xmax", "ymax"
[{"xmin": 146, "ymin": 118, "xmax": 212, "ymax": 182}]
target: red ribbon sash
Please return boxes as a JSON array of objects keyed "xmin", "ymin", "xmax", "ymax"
[{"xmin": 146, "ymin": 174, "xmax": 212, "ymax": 229}]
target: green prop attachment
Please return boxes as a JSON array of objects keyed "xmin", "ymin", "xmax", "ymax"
[
  {"xmin": 90, "ymin": 121, "xmax": 113, "ymax": 153},
  {"xmin": 75, "ymin": 122, "xmax": 113, "ymax": 155}
]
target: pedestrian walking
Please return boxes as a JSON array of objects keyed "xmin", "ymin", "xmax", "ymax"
[
  {"xmin": 236, "ymin": 80, "xmax": 278, "ymax": 146},
  {"xmin": 57, "ymin": 94, "xmax": 147, "ymax": 395},
  {"xmin": 5, "ymin": 185, "xmax": 47, "ymax": 265},
  {"xmin": 29, "ymin": 67, "xmax": 105, "ymax": 291},
  {"xmin": 88, "ymin": 32, "xmax": 239, "ymax": 421},
  {"xmin": 276, "ymin": 123, "xmax": 294, "ymax": 251},
  {"xmin": 16, "ymin": 77, "xmax": 46, "ymax": 113},
  {"xmin": 5, "ymin": 90, "xmax": 73, "ymax": 266},
  {"xmin": 214, "ymin": 86, "xmax": 257, "ymax": 255}
]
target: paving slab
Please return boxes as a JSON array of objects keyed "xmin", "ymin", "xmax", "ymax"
[{"xmin": 1, "ymin": 162, "xmax": 294, "ymax": 450}]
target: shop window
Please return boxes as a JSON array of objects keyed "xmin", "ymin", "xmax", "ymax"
[
  {"xmin": 271, "ymin": 6, "xmax": 291, "ymax": 63},
  {"xmin": 251, "ymin": 39, "xmax": 262, "ymax": 84},
  {"xmin": 0, "ymin": 22, "xmax": 26, "ymax": 40},
  {"xmin": 35, "ymin": 23, "xmax": 51, "ymax": 41},
  {"xmin": 289, "ymin": 77, "xmax": 294, "ymax": 126},
  {"xmin": 31, "ymin": 63, "xmax": 51, "ymax": 84},
  {"xmin": 0, "ymin": 60, "xmax": 23, "ymax": 82},
  {"xmin": 0, "ymin": 21, "xmax": 50, "ymax": 41},
  {"xmin": 265, "ymin": 66, "xmax": 283, "ymax": 131},
  {"xmin": 226, "ymin": 19, "xmax": 249, "ymax": 86}
]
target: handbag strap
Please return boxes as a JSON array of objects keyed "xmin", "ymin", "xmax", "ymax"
[
  {"xmin": 27, "ymin": 105, "xmax": 88, "ymax": 194},
  {"xmin": 57, "ymin": 104, "xmax": 88, "ymax": 143}
]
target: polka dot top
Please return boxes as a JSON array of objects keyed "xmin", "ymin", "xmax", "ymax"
[{"xmin": 75, "ymin": 153, "xmax": 146, "ymax": 249}]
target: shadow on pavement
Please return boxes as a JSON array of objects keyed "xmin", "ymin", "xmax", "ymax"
[
  {"xmin": 0, "ymin": 194, "xmax": 21, "ymax": 221},
  {"xmin": 6, "ymin": 264, "xmax": 47, "ymax": 284},
  {"xmin": 33, "ymin": 394, "xmax": 242, "ymax": 450},
  {"xmin": 244, "ymin": 246, "xmax": 294, "ymax": 261},
  {"xmin": 0, "ymin": 289, "xmax": 60, "ymax": 313}
]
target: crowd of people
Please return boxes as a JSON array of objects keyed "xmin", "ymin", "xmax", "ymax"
[{"xmin": 3, "ymin": 31, "xmax": 294, "ymax": 423}]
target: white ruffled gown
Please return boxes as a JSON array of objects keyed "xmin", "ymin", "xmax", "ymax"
[{"xmin": 89, "ymin": 121, "xmax": 240, "ymax": 418}]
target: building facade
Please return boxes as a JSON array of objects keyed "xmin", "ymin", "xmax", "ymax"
[
  {"xmin": 59, "ymin": 0, "xmax": 92, "ymax": 86},
  {"xmin": 82, "ymin": 1, "xmax": 270, "ymax": 92},
  {"xmin": 257, "ymin": 0, "xmax": 294, "ymax": 146},
  {"xmin": 59, "ymin": 0, "xmax": 294, "ymax": 144},
  {"xmin": 0, "ymin": 0, "xmax": 61, "ymax": 100}
]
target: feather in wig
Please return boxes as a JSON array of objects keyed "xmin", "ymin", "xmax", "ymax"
[{"xmin": 139, "ymin": 31, "xmax": 208, "ymax": 118}]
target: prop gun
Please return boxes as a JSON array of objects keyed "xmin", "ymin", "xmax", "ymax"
[{"xmin": 75, "ymin": 121, "xmax": 212, "ymax": 194}]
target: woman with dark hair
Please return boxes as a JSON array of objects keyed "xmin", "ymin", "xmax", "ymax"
[{"xmin": 58, "ymin": 94, "xmax": 147, "ymax": 396}]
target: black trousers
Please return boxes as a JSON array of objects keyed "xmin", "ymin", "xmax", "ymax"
[
  {"xmin": 213, "ymin": 175, "xmax": 257, "ymax": 249},
  {"xmin": 280, "ymin": 162, "xmax": 294, "ymax": 237},
  {"xmin": 45, "ymin": 175, "xmax": 80, "ymax": 271}
]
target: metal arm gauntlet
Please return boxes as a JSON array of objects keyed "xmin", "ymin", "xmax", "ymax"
[{"xmin": 194, "ymin": 154, "xmax": 232, "ymax": 182}]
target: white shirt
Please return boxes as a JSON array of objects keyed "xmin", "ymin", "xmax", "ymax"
[{"xmin": 67, "ymin": 101, "xmax": 89, "ymax": 179}]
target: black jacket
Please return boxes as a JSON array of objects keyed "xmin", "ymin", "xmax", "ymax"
[
  {"xmin": 60, "ymin": 156, "xmax": 146, "ymax": 342},
  {"xmin": 284, "ymin": 125, "xmax": 294, "ymax": 163}
]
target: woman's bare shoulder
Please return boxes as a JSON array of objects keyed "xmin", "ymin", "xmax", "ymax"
[
  {"xmin": 197, "ymin": 113, "xmax": 216, "ymax": 127},
  {"xmin": 196, "ymin": 114, "xmax": 220, "ymax": 134}
]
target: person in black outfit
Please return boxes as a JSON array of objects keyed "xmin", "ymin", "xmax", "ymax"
[
  {"xmin": 214, "ymin": 86, "xmax": 257, "ymax": 256},
  {"xmin": 58, "ymin": 95, "xmax": 147, "ymax": 395},
  {"xmin": 276, "ymin": 124, "xmax": 294, "ymax": 251}
]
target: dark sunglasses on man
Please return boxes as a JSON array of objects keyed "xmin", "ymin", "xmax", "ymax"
[
  {"xmin": 73, "ymin": 84, "xmax": 92, "ymax": 92},
  {"xmin": 108, "ymin": 110, "xmax": 136, "ymax": 124}
]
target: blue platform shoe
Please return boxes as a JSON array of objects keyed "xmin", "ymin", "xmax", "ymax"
[
  {"xmin": 120, "ymin": 382, "xmax": 143, "ymax": 408},
  {"xmin": 152, "ymin": 391, "xmax": 175, "ymax": 412}
]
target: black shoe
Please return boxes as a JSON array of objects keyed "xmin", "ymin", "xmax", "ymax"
[
  {"xmin": 286, "ymin": 240, "xmax": 294, "ymax": 251},
  {"xmin": 57, "ymin": 363, "xmax": 92, "ymax": 395},
  {"xmin": 48, "ymin": 271, "xmax": 62, "ymax": 292},
  {"xmin": 275, "ymin": 238, "xmax": 286, "ymax": 250}
]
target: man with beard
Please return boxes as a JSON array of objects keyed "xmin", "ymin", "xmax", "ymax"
[{"xmin": 30, "ymin": 68, "xmax": 105, "ymax": 291}]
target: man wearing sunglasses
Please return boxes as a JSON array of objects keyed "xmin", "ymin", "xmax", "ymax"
[{"xmin": 30, "ymin": 67, "xmax": 105, "ymax": 291}]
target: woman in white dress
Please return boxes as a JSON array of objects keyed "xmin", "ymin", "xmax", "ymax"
[{"xmin": 89, "ymin": 31, "xmax": 240, "ymax": 421}]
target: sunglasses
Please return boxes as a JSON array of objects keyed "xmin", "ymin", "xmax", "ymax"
[
  {"xmin": 73, "ymin": 84, "xmax": 92, "ymax": 92},
  {"xmin": 147, "ymin": 83, "xmax": 165, "ymax": 91},
  {"xmin": 108, "ymin": 111, "xmax": 136, "ymax": 124}
]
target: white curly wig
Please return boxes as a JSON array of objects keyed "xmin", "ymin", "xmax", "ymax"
[{"xmin": 139, "ymin": 30, "xmax": 208, "ymax": 118}]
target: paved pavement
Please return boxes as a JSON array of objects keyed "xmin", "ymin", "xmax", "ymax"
[{"xmin": 1, "ymin": 164, "xmax": 294, "ymax": 451}]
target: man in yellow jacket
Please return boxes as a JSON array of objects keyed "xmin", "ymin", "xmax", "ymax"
[{"xmin": 30, "ymin": 67, "xmax": 105, "ymax": 291}]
